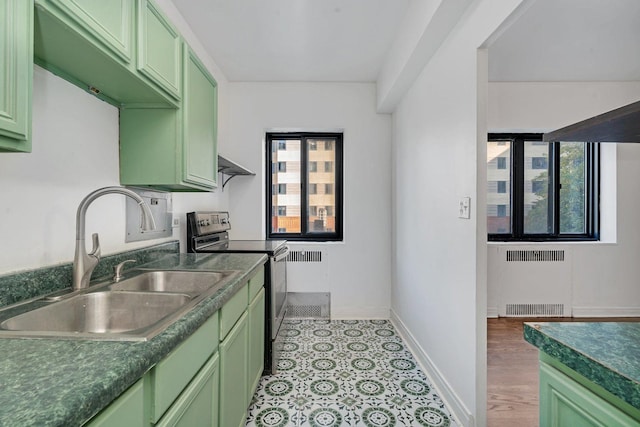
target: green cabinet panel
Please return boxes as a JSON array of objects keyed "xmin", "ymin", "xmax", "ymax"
[
  {"xmin": 149, "ymin": 314, "xmax": 218, "ymax": 423},
  {"xmin": 220, "ymin": 312, "xmax": 249, "ymax": 427},
  {"xmin": 0, "ymin": 0, "xmax": 33, "ymax": 152},
  {"xmin": 84, "ymin": 380, "xmax": 144, "ymax": 427},
  {"xmin": 34, "ymin": 0, "xmax": 176, "ymax": 106},
  {"xmin": 120, "ymin": 42, "xmax": 218, "ymax": 191},
  {"xmin": 248, "ymin": 266, "xmax": 265, "ymax": 302},
  {"xmin": 43, "ymin": 0, "xmax": 133, "ymax": 62},
  {"xmin": 219, "ymin": 282, "xmax": 248, "ymax": 339},
  {"xmin": 248, "ymin": 287, "xmax": 265, "ymax": 403},
  {"xmin": 156, "ymin": 353, "xmax": 219, "ymax": 427},
  {"xmin": 540, "ymin": 360, "xmax": 640, "ymax": 427},
  {"xmin": 137, "ymin": 0, "xmax": 181, "ymax": 100},
  {"xmin": 183, "ymin": 46, "xmax": 218, "ymax": 188}
]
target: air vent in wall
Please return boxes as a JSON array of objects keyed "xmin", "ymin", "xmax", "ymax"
[
  {"xmin": 506, "ymin": 250, "xmax": 565, "ymax": 262},
  {"xmin": 287, "ymin": 250, "xmax": 322, "ymax": 262},
  {"xmin": 506, "ymin": 303, "xmax": 564, "ymax": 317},
  {"xmin": 287, "ymin": 292, "xmax": 330, "ymax": 319}
]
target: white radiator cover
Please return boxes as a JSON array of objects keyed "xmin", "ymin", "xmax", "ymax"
[
  {"xmin": 286, "ymin": 249, "xmax": 329, "ymax": 294},
  {"xmin": 495, "ymin": 247, "xmax": 572, "ymax": 317}
]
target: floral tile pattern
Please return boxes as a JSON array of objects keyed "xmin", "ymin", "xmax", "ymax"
[{"xmin": 246, "ymin": 319, "xmax": 459, "ymax": 427}]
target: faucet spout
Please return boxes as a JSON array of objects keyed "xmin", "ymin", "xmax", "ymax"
[{"xmin": 73, "ymin": 186, "xmax": 156, "ymax": 290}]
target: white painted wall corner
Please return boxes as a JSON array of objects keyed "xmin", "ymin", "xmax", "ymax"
[{"xmin": 391, "ymin": 309, "xmax": 474, "ymax": 427}]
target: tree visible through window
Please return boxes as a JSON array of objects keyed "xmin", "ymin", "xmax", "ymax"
[
  {"xmin": 487, "ymin": 133, "xmax": 598, "ymax": 241},
  {"xmin": 267, "ymin": 132, "xmax": 343, "ymax": 241}
]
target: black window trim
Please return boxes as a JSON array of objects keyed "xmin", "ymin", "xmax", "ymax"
[
  {"xmin": 488, "ymin": 133, "xmax": 599, "ymax": 242},
  {"xmin": 266, "ymin": 132, "xmax": 344, "ymax": 242}
]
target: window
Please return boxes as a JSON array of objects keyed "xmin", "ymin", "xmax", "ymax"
[
  {"xmin": 267, "ymin": 132, "xmax": 343, "ymax": 241},
  {"xmin": 278, "ymin": 184, "xmax": 287, "ymax": 194},
  {"xmin": 487, "ymin": 133, "xmax": 598, "ymax": 241},
  {"xmin": 278, "ymin": 141, "xmax": 286, "ymax": 150},
  {"xmin": 325, "ymin": 161, "xmax": 333, "ymax": 172}
]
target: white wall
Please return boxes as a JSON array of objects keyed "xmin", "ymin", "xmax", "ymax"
[
  {"xmin": 390, "ymin": 1, "xmax": 524, "ymax": 426},
  {"xmin": 224, "ymin": 82, "xmax": 392, "ymax": 319},
  {"xmin": 487, "ymin": 82, "xmax": 640, "ymax": 317}
]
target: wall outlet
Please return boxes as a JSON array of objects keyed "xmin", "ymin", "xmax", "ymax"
[
  {"xmin": 172, "ymin": 217, "xmax": 180, "ymax": 227},
  {"xmin": 459, "ymin": 197, "xmax": 471, "ymax": 219}
]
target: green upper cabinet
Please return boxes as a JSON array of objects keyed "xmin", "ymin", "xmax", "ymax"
[
  {"xmin": 0, "ymin": 0, "xmax": 33, "ymax": 153},
  {"xmin": 183, "ymin": 47, "xmax": 218, "ymax": 188},
  {"xmin": 34, "ymin": 0, "xmax": 179, "ymax": 106},
  {"xmin": 120, "ymin": 42, "xmax": 218, "ymax": 191},
  {"xmin": 137, "ymin": 0, "xmax": 181, "ymax": 101}
]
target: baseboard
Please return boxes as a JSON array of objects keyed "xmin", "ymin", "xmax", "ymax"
[
  {"xmin": 572, "ymin": 306, "xmax": 640, "ymax": 317},
  {"xmin": 330, "ymin": 307, "xmax": 390, "ymax": 320},
  {"xmin": 486, "ymin": 306, "xmax": 498, "ymax": 318},
  {"xmin": 390, "ymin": 309, "xmax": 474, "ymax": 427}
]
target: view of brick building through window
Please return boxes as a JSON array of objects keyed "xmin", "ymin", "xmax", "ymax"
[{"xmin": 271, "ymin": 138, "xmax": 337, "ymax": 234}]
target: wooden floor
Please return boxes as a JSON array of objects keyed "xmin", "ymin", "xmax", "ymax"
[{"xmin": 486, "ymin": 317, "xmax": 640, "ymax": 427}]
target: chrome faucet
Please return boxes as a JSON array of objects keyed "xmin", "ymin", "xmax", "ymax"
[{"xmin": 73, "ymin": 187, "xmax": 156, "ymax": 290}]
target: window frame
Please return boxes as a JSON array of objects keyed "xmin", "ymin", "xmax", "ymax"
[
  {"xmin": 488, "ymin": 133, "xmax": 599, "ymax": 242},
  {"xmin": 266, "ymin": 132, "xmax": 344, "ymax": 241}
]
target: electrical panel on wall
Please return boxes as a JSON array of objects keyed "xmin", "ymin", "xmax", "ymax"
[{"xmin": 125, "ymin": 188, "xmax": 173, "ymax": 242}]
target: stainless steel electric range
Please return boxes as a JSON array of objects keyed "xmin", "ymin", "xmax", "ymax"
[{"xmin": 186, "ymin": 211, "xmax": 288, "ymax": 375}]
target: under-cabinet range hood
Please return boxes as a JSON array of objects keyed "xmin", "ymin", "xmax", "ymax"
[
  {"xmin": 543, "ymin": 99, "xmax": 640, "ymax": 143},
  {"xmin": 217, "ymin": 155, "xmax": 255, "ymax": 189}
]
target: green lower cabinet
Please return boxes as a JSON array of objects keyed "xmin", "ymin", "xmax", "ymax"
[
  {"xmin": 156, "ymin": 353, "xmax": 219, "ymax": 427},
  {"xmin": 0, "ymin": 0, "xmax": 33, "ymax": 153},
  {"xmin": 84, "ymin": 380, "xmax": 145, "ymax": 427},
  {"xmin": 220, "ymin": 312, "xmax": 249, "ymax": 427},
  {"xmin": 540, "ymin": 359, "xmax": 640, "ymax": 427},
  {"xmin": 248, "ymin": 288, "xmax": 265, "ymax": 403}
]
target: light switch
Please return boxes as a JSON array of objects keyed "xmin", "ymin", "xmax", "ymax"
[{"xmin": 459, "ymin": 197, "xmax": 471, "ymax": 219}]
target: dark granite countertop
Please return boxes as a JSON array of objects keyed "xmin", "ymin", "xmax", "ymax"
[
  {"xmin": 524, "ymin": 321, "xmax": 640, "ymax": 409},
  {"xmin": 0, "ymin": 252, "xmax": 267, "ymax": 427}
]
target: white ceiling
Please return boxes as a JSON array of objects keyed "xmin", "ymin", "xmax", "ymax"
[
  {"xmin": 171, "ymin": 0, "xmax": 640, "ymax": 84},
  {"xmin": 171, "ymin": 0, "xmax": 410, "ymax": 82},
  {"xmin": 489, "ymin": 0, "xmax": 640, "ymax": 82}
]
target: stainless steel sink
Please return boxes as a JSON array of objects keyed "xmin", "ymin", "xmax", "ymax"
[
  {"xmin": 0, "ymin": 269, "xmax": 240, "ymax": 341},
  {"xmin": 111, "ymin": 270, "xmax": 236, "ymax": 296},
  {"xmin": 1, "ymin": 291, "xmax": 191, "ymax": 338}
]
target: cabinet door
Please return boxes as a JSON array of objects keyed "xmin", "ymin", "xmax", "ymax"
[
  {"xmin": 156, "ymin": 353, "xmax": 220, "ymax": 427},
  {"xmin": 540, "ymin": 361, "xmax": 640, "ymax": 427},
  {"xmin": 137, "ymin": 0, "xmax": 181, "ymax": 100},
  {"xmin": 85, "ymin": 380, "xmax": 145, "ymax": 427},
  {"xmin": 220, "ymin": 312, "xmax": 249, "ymax": 427},
  {"xmin": 248, "ymin": 288, "xmax": 265, "ymax": 403},
  {"xmin": 0, "ymin": 0, "xmax": 32, "ymax": 152},
  {"xmin": 41, "ymin": 0, "xmax": 133, "ymax": 62},
  {"xmin": 182, "ymin": 45, "xmax": 218, "ymax": 188}
]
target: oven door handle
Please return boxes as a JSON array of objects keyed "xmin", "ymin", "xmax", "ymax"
[{"xmin": 273, "ymin": 247, "xmax": 289, "ymax": 262}]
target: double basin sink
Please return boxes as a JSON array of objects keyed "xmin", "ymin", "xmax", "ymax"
[{"xmin": 0, "ymin": 270, "xmax": 238, "ymax": 341}]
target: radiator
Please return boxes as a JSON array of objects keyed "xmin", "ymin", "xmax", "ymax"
[
  {"xmin": 493, "ymin": 248, "xmax": 571, "ymax": 317},
  {"xmin": 287, "ymin": 250, "xmax": 322, "ymax": 263}
]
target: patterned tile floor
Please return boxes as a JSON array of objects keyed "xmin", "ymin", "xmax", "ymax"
[{"xmin": 245, "ymin": 319, "xmax": 459, "ymax": 427}]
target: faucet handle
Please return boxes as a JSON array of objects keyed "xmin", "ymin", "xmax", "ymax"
[
  {"xmin": 89, "ymin": 233, "xmax": 101, "ymax": 260},
  {"xmin": 113, "ymin": 259, "xmax": 136, "ymax": 282}
]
